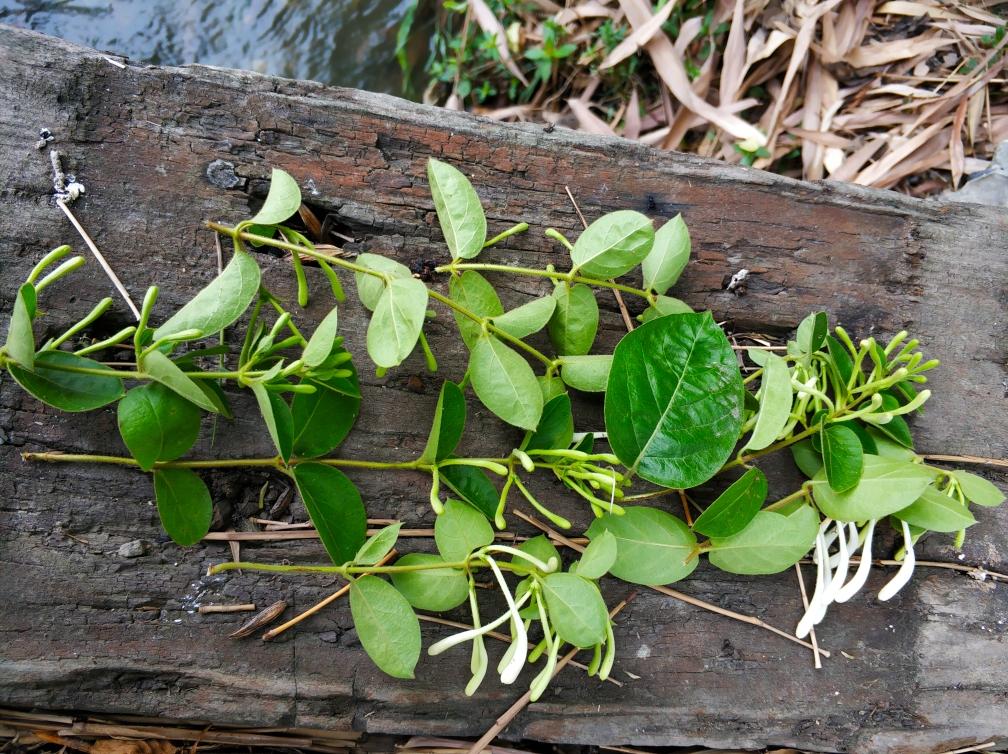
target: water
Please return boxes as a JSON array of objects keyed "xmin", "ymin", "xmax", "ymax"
[{"xmin": 0, "ymin": 0, "xmax": 429, "ymax": 95}]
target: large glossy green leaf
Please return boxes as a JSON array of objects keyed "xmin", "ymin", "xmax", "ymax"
[
  {"xmin": 469, "ymin": 335, "xmax": 543, "ymax": 430},
  {"xmin": 810, "ymin": 455, "xmax": 936, "ymax": 522},
  {"xmin": 419, "ymin": 381, "xmax": 466, "ymax": 464},
  {"xmin": 743, "ymin": 352, "xmax": 792, "ymax": 451},
  {"xmin": 449, "ymin": 270, "xmax": 504, "ymax": 348},
  {"xmin": 391, "ymin": 553, "xmax": 469, "ymax": 611},
  {"xmin": 439, "ymin": 464, "xmax": 498, "ymax": 521},
  {"xmin": 250, "ymin": 382, "xmax": 293, "ymax": 462},
  {"xmin": 302, "ymin": 307, "xmax": 341, "ymax": 367},
  {"xmin": 570, "ymin": 210, "xmax": 654, "ymax": 279},
  {"xmin": 153, "ymin": 468, "xmax": 213, "ymax": 546},
  {"xmin": 547, "ymin": 283, "xmax": 598, "ymax": 356},
  {"xmin": 248, "ymin": 168, "xmax": 302, "ymax": 225},
  {"xmin": 8, "ymin": 350, "xmax": 124, "ymax": 412},
  {"xmin": 541, "ymin": 573, "xmax": 609, "ymax": 647},
  {"xmin": 638, "ymin": 295, "xmax": 693, "ymax": 323},
  {"xmin": 953, "ymin": 470, "xmax": 1005, "ymax": 507},
  {"xmin": 366, "ymin": 276, "xmax": 428, "ymax": 368},
  {"xmin": 4, "ymin": 283, "xmax": 36, "ymax": 368},
  {"xmin": 292, "ymin": 463, "xmax": 367, "ymax": 565},
  {"xmin": 427, "ymin": 158, "xmax": 487, "ymax": 260},
  {"xmin": 641, "ymin": 214, "xmax": 690, "ymax": 295},
  {"xmin": 559, "ymin": 355, "xmax": 612, "ymax": 392},
  {"xmin": 291, "ymin": 374, "xmax": 361, "ymax": 458},
  {"xmin": 350, "ymin": 575, "xmax": 421, "ymax": 679},
  {"xmin": 491, "ymin": 296, "xmax": 555, "ymax": 339},
  {"xmin": 354, "ymin": 253, "xmax": 413, "ymax": 311},
  {"xmin": 525, "ymin": 394, "xmax": 573, "ymax": 451},
  {"xmin": 821, "ymin": 424, "xmax": 863, "ymax": 492},
  {"xmin": 142, "ymin": 350, "xmax": 220, "ymax": 413},
  {"xmin": 707, "ymin": 506, "xmax": 819, "ymax": 575},
  {"xmin": 692, "ymin": 467, "xmax": 767, "ymax": 538},
  {"xmin": 586, "ymin": 506, "xmax": 697, "ymax": 585},
  {"xmin": 604, "ymin": 312, "xmax": 744, "ymax": 488},
  {"xmin": 153, "ymin": 251, "xmax": 260, "ymax": 341},
  {"xmin": 435, "ymin": 498, "xmax": 494, "ymax": 561},
  {"xmin": 893, "ymin": 486, "xmax": 976, "ymax": 533},
  {"xmin": 117, "ymin": 383, "xmax": 202, "ymax": 471}
]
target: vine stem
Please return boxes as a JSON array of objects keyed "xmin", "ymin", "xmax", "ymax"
[
  {"xmin": 19, "ymin": 361, "xmax": 273, "ymax": 381},
  {"xmin": 21, "ymin": 451, "xmax": 430, "ymax": 472},
  {"xmin": 208, "ymin": 558, "xmax": 468, "ymax": 577},
  {"xmin": 438, "ymin": 261, "xmax": 652, "ymax": 301}
]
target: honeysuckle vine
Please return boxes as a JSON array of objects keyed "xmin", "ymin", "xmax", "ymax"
[{"xmin": 3, "ymin": 160, "xmax": 1004, "ymax": 695}]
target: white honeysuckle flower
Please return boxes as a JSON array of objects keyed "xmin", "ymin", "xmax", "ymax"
[
  {"xmin": 428, "ymin": 589, "xmax": 532, "ymax": 656},
  {"xmin": 486, "ymin": 556, "xmax": 528, "ymax": 683},
  {"xmin": 835, "ymin": 519, "xmax": 876, "ymax": 603},
  {"xmin": 821, "ymin": 520, "xmax": 850, "ymax": 605},
  {"xmin": 878, "ymin": 520, "xmax": 916, "ymax": 601},
  {"xmin": 796, "ymin": 520, "xmax": 832, "ymax": 638}
]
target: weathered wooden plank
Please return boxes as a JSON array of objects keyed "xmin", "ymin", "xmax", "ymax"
[{"xmin": 0, "ymin": 26, "xmax": 1005, "ymax": 754}]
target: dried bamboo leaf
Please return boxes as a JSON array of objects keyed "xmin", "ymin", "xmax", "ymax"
[
  {"xmin": 567, "ymin": 98, "xmax": 618, "ymax": 136},
  {"xmin": 719, "ymin": 0, "xmax": 747, "ymax": 107},
  {"xmin": 950, "ymin": 95, "xmax": 968, "ymax": 188},
  {"xmin": 470, "ymin": 0, "xmax": 530, "ymax": 85},
  {"xmin": 624, "ymin": 88, "xmax": 641, "ymax": 140},
  {"xmin": 599, "ymin": 0, "xmax": 678, "ymax": 70},
  {"xmin": 555, "ymin": 2, "xmax": 617, "ymax": 25},
  {"xmin": 845, "ymin": 36, "xmax": 956, "ymax": 69}
]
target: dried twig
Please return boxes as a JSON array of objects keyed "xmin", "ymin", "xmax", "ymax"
[{"xmin": 794, "ymin": 563, "xmax": 822, "ymax": 670}]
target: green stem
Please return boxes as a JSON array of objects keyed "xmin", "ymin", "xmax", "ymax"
[
  {"xmin": 22, "ymin": 451, "xmax": 428, "ymax": 472},
  {"xmin": 764, "ymin": 485, "xmax": 811, "ymax": 512},
  {"xmin": 31, "ymin": 362, "xmax": 274, "ymax": 381},
  {"xmin": 721, "ymin": 423, "xmax": 822, "ymax": 472},
  {"xmin": 439, "ymin": 262, "xmax": 651, "ymax": 300},
  {"xmin": 483, "ymin": 222, "xmax": 529, "ymax": 248},
  {"xmin": 208, "ymin": 558, "xmax": 469, "ymax": 577}
]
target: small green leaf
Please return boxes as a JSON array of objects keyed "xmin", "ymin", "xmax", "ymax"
[
  {"xmin": 810, "ymin": 455, "xmax": 936, "ymax": 522},
  {"xmin": 355, "ymin": 523, "xmax": 402, "ymax": 565},
  {"xmin": 825, "ymin": 334, "xmax": 854, "ymax": 386},
  {"xmin": 354, "ymin": 253, "xmax": 412, "ymax": 311},
  {"xmin": 790, "ymin": 439, "xmax": 823, "ymax": 479},
  {"xmin": 848, "ymin": 421, "xmax": 879, "ymax": 454},
  {"xmin": 559, "ymin": 355, "xmax": 612, "ymax": 393},
  {"xmin": 5, "ymin": 284, "xmax": 36, "ymax": 368},
  {"xmin": 250, "ymin": 382, "xmax": 293, "ymax": 462},
  {"xmin": 872, "ymin": 392, "xmax": 914, "ymax": 448},
  {"xmin": 821, "ymin": 424, "xmax": 863, "ymax": 492},
  {"xmin": 515, "ymin": 535, "xmax": 560, "ymax": 569},
  {"xmin": 866, "ymin": 428, "xmax": 917, "ymax": 460},
  {"xmin": 420, "ymin": 381, "xmax": 466, "ymax": 464},
  {"xmin": 350, "ymin": 575, "xmax": 421, "ymax": 679},
  {"xmin": 292, "ymin": 463, "xmax": 367, "ymax": 565},
  {"xmin": 440, "ymin": 464, "xmax": 498, "ymax": 521},
  {"xmin": 641, "ymin": 214, "xmax": 690, "ymax": 295},
  {"xmin": 142, "ymin": 350, "xmax": 219, "ymax": 413},
  {"xmin": 586, "ymin": 507, "xmax": 698, "ymax": 585},
  {"xmin": 248, "ymin": 168, "xmax": 302, "ymax": 225},
  {"xmin": 541, "ymin": 572, "xmax": 609, "ymax": 647},
  {"xmin": 708, "ymin": 506, "xmax": 819, "ymax": 575},
  {"xmin": 576, "ymin": 529, "xmax": 617, "ymax": 579},
  {"xmin": 435, "ymin": 498, "xmax": 494, "ymax": 562},
  {"xmin": 547, "ymin": 283, "xmax": 598, "ymax": 356},
  {"xmin": 525, "ymin": 393, "xmax": 573, "ymax": 451},
  {"xmin": 570, "ymin": 210, "xmax": 654, "ymax": 278},
  {"xmin": 692, "ymin": 467, "xmax": 767, "ymax": 538},
  {"xmin": 117, "ymin": 383, "xmax": 202, "ymax": 471},
  {"xmin": 367, "ymin": 276, "xmax": 429, "ymax": 368},
  {"xmin": 796, "ymin": 311, "xmax": 828, "ymax": 354},
  {"xmin": 153, "ymin": 251, "xmax": 260, "ymax": 341},
  {"xmin": 893, "ymin": 486, "xmax": 976, "ymax": 533},
  {"xmin": 391, "ymin": 552, "xmax": 469, "ymax": 611},
  {"xmin": 744, "ymin": 352, "xmax": 792, "ymax": 451},
  {"xmin": 639, "ymin": 295, "xmax": 693, "ymax": 323},
  {"xmin": 491, "ymin": 296, "xmax": 556, "ymax": 339},
  {"xmin": 605, "ymin": 312, "xmax": 744, "ymax": 488},
  {"xmin": 953, "ymin": 470, "xmax": 1005, "ymax": 507},
  {"xmin": 537, "ymin": 374, "xmax": 567, "ymax": 402},
  {"xmin": 291, "ymin": 373, "xmax": 362, "ymax": 458},
  {"xmin": 448, "ymin": 270, "xmax": 503, "ymax": 348},
  {"xmin": 153, "ymin": 468, "xmax": 213, "ymax": 546},
  {"xmin": 469, "ymin": 335, "xmax": 543, "ymax": 431},
  {"xmin": 427, "ymin": 158, "xmax": 487, "ymax": 260},
  {"xmin": 303, "ymin": 307, "xmax": 341, "ymax": 367},
  {"xmin": 8, "ymin": 350, "xmax": 124, "ymax": 412}
]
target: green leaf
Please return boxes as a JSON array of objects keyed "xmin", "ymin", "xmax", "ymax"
[
  {"xmin": 525, "ymin": 394, "xmax": 573, "ymax": 451},
  {"xmin": 291, "ymin": 374, "xmax": 361, "ymax": 458},
  {"xmin": 8, "ymin": 350, "xmax": 124, "ymax": 412},
  {"xmin": 586, "ymin": 507, "xmax": 698, "ymax": 585},
  {"xmin": 491, "ymin": 296, "xmax": 555, "ymax": 339},
  {"xmin": 810, "ymin": 455, "xmax": 936, "ymax": 522},
  {"xmin": 639, "ymin": 295, "xmax": 693, "ymax": 323},
  {"xmin": 195, "ymin": 379, "xmax": 233, "ymax": 419},
  {"xmin": 250, "ymin": 382, "xmax": 293, "ymax": 462},
  {"xmin": 153, "ymin": 251, "xmax": 261, "ymax": 341},
  {"xmin": 141, "ymin": 350, "xmax": 219, "ymax": 413},
  {"xmin": 355, "ymin": 523, "xmax": 402, "ymax": 565},
  {"xmin": 440, "ymin": 464, "xmax": 499, "ymax": 521},
  {"xmin": 796, "ymin": 311, "xmax": 828, "ymax": 354},
  {"xmin": 5, "ymin": 284, "xmax": 36, "ymax": 368},
  {"xmin": 420, "ymin": 381, "xmax": 466, "ymax": 464},
  {"xmin": 538, "ymin": 374, "xmax": 567, "ymax": 402},
  {"xmin": 367, "ymin": 276, "xmax": 429, "ymax": 368},
  {"xmin": 153, "ymin": 468, "xmax": 213, "ymax": 546},
  {"xmin": 303, "ymin": 307, "xmax": 341, "ymax": 367},
  {"xmin": 449, "ymin": 270, "xmax": 503, "ymax": 348},
  {"xmin": 893, "ymin": 486, "xmax": 976, "ymax": 533},
  {"xmin": 292, "ymin": 463, "xmax": 367, "ymax": 565},
  {"xmin": 707, "ymin": 506, "xmax": 819, "ymax": 575},
  {"xmin": 848, "ymin": 421, "xmax": 879, "ymax": 455},
  {"xmin": 350, "ymin": 575, "xmax": 421, "ymax": 679},
  {"xmin": 575, "ymin": 529, "xmax": 617, "ymax": 580},
  {"xmin": 743, "ymin": 352, "xmax": 792, "ymax": 451},
  {"xmin": 953, "ymin": 470, "xmax": 1005, "ymax": 507},
  {"xmin": 604, "ymin": 312, "xmax": 744, "ymax": 488},
  {"xmin": 872, "ymin": 392, "xmax": 914, "ymax": 448},
  {"xmin": 117, "ymin": 383, "xmax": 202, "ymax": 471},
  {"xmin": 469, "ymin": 335, "xmax": 543, "ymax": 430},
  {"xmin": 641, "ymin": 214, "xmax": 690, "ymax": 295},
  {"xmin": 559, "ymin": 355, "xmax": 612, "ymax": 392},
  {"xmin": 570, "ymin": 210, "xmax": 654, "ymax": 279},
  {"xmin": 515, "ymin": 535, "xmax": 560, "ymax": 569},
  {"xmin": 427, "ymin": 158, "xmax": 487, "ymax": 260},
  {"xmin": 541, "ymin": 572, "xmax": 609, "ymax": 647},
  {"xmin": 435, "ymin": 498, "xmax": 494, "ymax": 561},
  {"xmin": 821, "ymin": 424, "xmax": 863, "ymax": 492},
  {"xmin": 790, "ymin": 439, "xmax": 823, "ymax": 479},
  {"xmin": 354, "ymin": 253, "xmax": 412, "ymax": 311},
  {"xmin": 692, "ymin": 467, "xmax": 767, "ymax": 538},
  {"xmin": 547, "ymin": 283, "xmax": 598, "ymax": 356},
  {"xmin": 391, "ymin": 552, "xmax": 469, "ymax": 611},
  {"xmin": 866, "ymin": 428, "xmax": 917, "ymax": 461},
  {"xmin": 825, "ymin": 334, "xmax": 854, "ymax": 386},
  {"xmin": 249, "ymin": 168, "xmax": 302, "ymax": 225}
]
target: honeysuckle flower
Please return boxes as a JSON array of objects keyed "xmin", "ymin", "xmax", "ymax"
[
  {"xmin": 428, "ymin": 588, "xmax": 532, "ymax": 656},
  {"xmin": 835, "ymin": 519, "xmax": 875, "ymax": 603},
  {"xmin": 878, "ymin": 520, "xmax": 916, "ymax": 601},
  {"xmin": 487, "ymin": 556, "xmax": 528, "ymax": 683}
]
